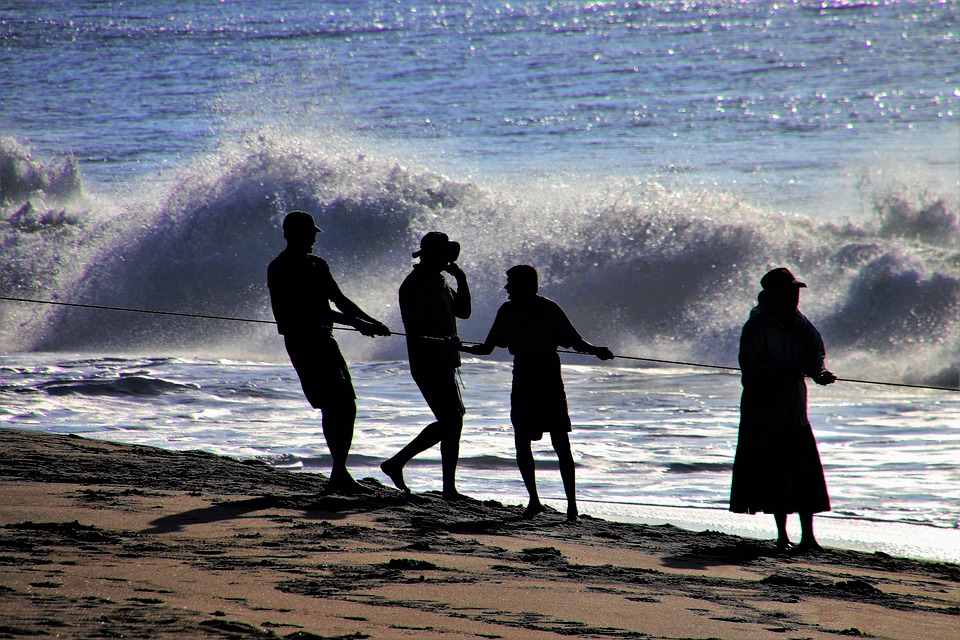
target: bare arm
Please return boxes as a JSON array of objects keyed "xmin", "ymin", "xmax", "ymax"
[
  {"xmin": 570, "ymin": 336, "xmax": 614, "ymax": 360},
  {"xmin": 444, "ymin": 263, "xmax": 472, "ymax": 319},
  {"xmin": 460, "ymin": 340, "xmax": 495, "ymax": 356},
  {"xmin": 329, "ymin": 285, "xmax": 391, "ymax": 336}
]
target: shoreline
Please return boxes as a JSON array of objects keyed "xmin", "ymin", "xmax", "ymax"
[
  {"xmin": 1, "ymin": 428, "xmax": 957, "ymax": 639},
  {"xmin": 435, "ymin": 492, "xmax": 960, "ymax": 565},
  {"xmin": 572, "ymin": 501, "xmax": 960, "ymax": 566}
]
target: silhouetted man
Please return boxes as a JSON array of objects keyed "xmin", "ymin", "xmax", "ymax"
[
  {"xmin": 268, "ymin": 210, "xmax": 390, "ymax": 493},
  {"xmin": 729, "ymin": 267, "xmax": 836, "ymax": 553},
  {"xmin": 381, "ymin": 232, "xmax": 471, "ymax": 499},
  {"xmin": 461, "ymin": 265, "xmax": 613, "ymax": 521}
]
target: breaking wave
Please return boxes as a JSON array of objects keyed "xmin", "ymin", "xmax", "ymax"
[{"xmin": 1, "ymin": 132, "xmax": 957, "ymax": 388}]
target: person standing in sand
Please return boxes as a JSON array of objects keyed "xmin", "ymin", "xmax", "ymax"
[
  {"xmin": 381, "ymin": 232, "xmax": 472, "ymax": 500},
  {"xmin": 729, "ymin": 267, "xmax": 837, "ymax": 552},
  {"xmin": 460, "ymin": 265, "xmax": 613, "ymax": 521},
  {"xmin": 268, "ymin": 210, "xmax": 391, "ymax": 493}
]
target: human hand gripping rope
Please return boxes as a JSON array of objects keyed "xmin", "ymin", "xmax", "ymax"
[{"xmin": 0, "ymin": 295, "xmax": 955, "ymax": 393}]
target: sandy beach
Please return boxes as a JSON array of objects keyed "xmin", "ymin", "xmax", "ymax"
[{"xmin": 0, "ymin": 429, "xmax": 956, "ymax": 640}]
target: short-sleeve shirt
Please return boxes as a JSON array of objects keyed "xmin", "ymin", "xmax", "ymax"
[
  {"xmin": 485, "ymin": 295, "xmax": 583, "ymax": 364},
  {"xmin": 267, "ymin": 250, "xmax": 337, "ymax": 336},
  {"xmin": 399, "ymin": 264, "xmax": 462, "ymax": 370},
  {"xmin": 267, "ymin": 249, "xmax": 355, "ymax": 407},
  {"xmin": 485, "ymin": 295, "xmax": 582, "ymax": 438}
]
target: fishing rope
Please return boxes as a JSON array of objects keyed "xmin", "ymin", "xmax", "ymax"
[{"xmin": 1, "ymin": 295, "xmax": 956, "ymax": 393}]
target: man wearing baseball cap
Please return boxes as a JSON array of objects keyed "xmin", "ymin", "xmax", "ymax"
[{"xmin": 268, "ymin": 210, "xmax": 390, "ymax": 493}]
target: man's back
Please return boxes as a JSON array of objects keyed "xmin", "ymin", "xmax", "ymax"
[
  {"xmin": 267, "ymin": 249, "xmax": 335, "ymax": 336},
  {"xmin": 488, "ymin": 295, "xmax": 581, "ymax": 355}
]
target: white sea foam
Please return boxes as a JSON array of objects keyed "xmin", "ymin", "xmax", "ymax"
[
  {"xmin": 1, "ymin": 133, "xmax": 957, "ymax": 387},
  {"xmin": 1, "ymin": 355, "xmax": 957, "ymax": 562}
]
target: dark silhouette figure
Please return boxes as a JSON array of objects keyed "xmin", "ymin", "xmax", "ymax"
[
  {"xmin": 381, "ymin": 232, "xmax": 472, "ymax": 499},
  {"xmin": 267, "ymin": 210, "xmax": 390, "ymax": 493},
  {"xmin": 729, "ymin": 267, "xmax": 837, "ymax": 553},
  {"xmin": 461, "ymin": 265, "xmax": 613, "ymax": 521}
]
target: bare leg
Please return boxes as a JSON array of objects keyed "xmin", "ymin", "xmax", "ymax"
[
  {"xmin": 798, "ymin": 512, "xmax": 823, "ymax": 552},
  {"xmin": 439, "ymin": 417, "xmax": 464, "ymax": 499},
  {"xmin": 550, "ymin": 431, "xmax": 578, "ymax": 521},
  {"xmin": 381, "ymin": 421, "xmax": 444, "ymax": 493},
  {"xmin": 774, "ymin": 513, "xmax": 792, "ymax": 551},
  {"xmin": 515, "ymin": 434, "xmax": 544, "ymax": 518},
  {"xmin": 385, "ymin": 369, "xmax": 465, "ymax": 498},
  {"xmin": 322, "ymin": 401, "xmax": 364, "ymax": 493},
  {"xmin": 381, "ymin": 415, "xmax": 464, "ymax": 498}
]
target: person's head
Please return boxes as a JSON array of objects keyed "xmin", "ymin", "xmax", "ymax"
[
  {"xmin": 759, "ymin": 267, "xmax": 805, "ymax": 309},
  {"xmin": 282, "ymin": 210, "xmax": 321, "ymax": 250},
  {"xmin": 505, "ymin": 264, "xmax": 538, "ymax": 300},
  {"xmin": 413, "ymin": 232, "xmax": 460, "ymax": 268}
]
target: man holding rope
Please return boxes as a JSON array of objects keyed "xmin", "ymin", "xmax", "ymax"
[
  {"xmin": 461, "ymin": 264, "xmax": 613, "ymax": 521},
  {"xmin": 381, "ymin": 232, "xmax": 472, "ymax": 500},
  {"xmin": 268, "ymin": 210, "xmax": 390, "ymax": 493}
]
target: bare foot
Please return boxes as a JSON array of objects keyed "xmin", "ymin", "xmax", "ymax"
[
  {"xmin": 442, "ymin": 490, "xmax": 471, "ymax": 502},
  {"xmin": 325, "ymin": 473, "xmax": 370, "ymax": 495},
  {"xmin": 566, "ymin": 505, "xmax": 579, "ymax": 523},
  {"xmin": 776, "ymin": 537, "xmax": 795, "ymax": 553},
  {"xmin": 380, "ymin": 459, "xmax": 410, "ymax": 494},
  {"xmin": 522, "ymin": 502, "xmax": 546, "ymax": 519},
  {"xmin": 797, "ymin": 539, "xmax": 824, "ymax": 554}
]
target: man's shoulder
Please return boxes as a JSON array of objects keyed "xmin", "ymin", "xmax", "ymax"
[
  {"xmin": 272, "ymin": 251, "xmax": 328, "ymax": 267},
  {"xmin": 400, "ymin": 266, "xmax": 440, "ymax": 292},
  {"xmin": 400, "ymin": 267, "xmax": 418, "ymax": 285},
  {"xmin": 267, "ymin": 251, "xmax": 287, "ymax": 283},
  {"xmin": 533, "ymin": 295, "xmax": 569, "ymax": 319},
  {"xmin": 792, "ymin": 311, "xmax": 821, "ymax": 335},
  {"xmin": 268, "ymin": 252, "xmax": 331, "ymax": 285},
  {"xmin": 398, "ymin": 268, "xmax": 417, "ymax": 293},
  {"xmin": 535, "ymin": 294, "xmax": 562, "ymax": 308},
  {"xmin": 494, "ymin": 299, "xmax": 516, "ymax": 316}
]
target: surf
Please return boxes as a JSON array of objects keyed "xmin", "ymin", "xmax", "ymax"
[{"xmin": 0, "ymin": 132, "xmax": 957, "ymax": 387}]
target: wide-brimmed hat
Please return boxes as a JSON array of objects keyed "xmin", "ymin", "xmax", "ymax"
[
  {"xmin": 412, "ymin": 231, "xmax": 460, "ymax": 262},
  {"xmin": 760, "ymin": 267, "xmax": 807, "ymax": 291},
  {"xmin": 282, "ymin": 210, "xmax": 322, "ymax": 235}
]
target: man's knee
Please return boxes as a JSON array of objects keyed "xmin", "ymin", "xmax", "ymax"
[
  {"xmin": 440, "ymin": 422, "xmax": 463, "ymax": 445},
  {"xmin": 514, "ymin": 434, "xmax": 533, "ymax": 452},
  {"xmin": 320, "ymin": 400, "xmax": 357, "ymax": 422},
  {"xmin": 550, "ymin": 431, "xmax": 571, "ymax": 450}
]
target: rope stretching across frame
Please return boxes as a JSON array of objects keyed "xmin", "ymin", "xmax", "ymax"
[{"xmin": 1, "ymin": 295, "xmax": 956, "ymax": 393}]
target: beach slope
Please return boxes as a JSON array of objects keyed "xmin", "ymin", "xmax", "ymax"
[{"xmin": 0, "ymin": 429, "xmax": 956, "ymax": 639}]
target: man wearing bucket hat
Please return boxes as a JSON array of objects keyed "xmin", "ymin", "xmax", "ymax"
[
  {"xmin": 381, "ymin": 232, "xmax": 472, "ymax": 499},
  {"xmin": 268, "ymin": 210, "xmax": 391, "ymax": 493},
  {"xmin": 729, "ymin": 267, "xmax": 837, "ymax": 553}
]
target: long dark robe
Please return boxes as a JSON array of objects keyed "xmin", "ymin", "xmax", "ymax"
[{"xmin": 729, "ymin": 302, "xmax": 831, "ymax": 515}]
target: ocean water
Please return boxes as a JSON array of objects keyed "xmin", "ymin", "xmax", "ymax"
[
  {"xmin": 1, "ymin": 353, "xmax": 958, "ymax": 563},
  {"xmin": 1, "ymin": 1, "xmax": 958, "ymax": 560}
]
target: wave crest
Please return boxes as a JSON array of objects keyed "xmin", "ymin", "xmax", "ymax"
[
  {"xmin": 1, "ymin": 137, "xmax": 82, "ymax": 205},
  {"xmin": 0, "ymin": 133, "xmax": 956, "ymax": 386}
]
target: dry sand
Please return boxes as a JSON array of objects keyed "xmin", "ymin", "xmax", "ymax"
[{"xmin": 0, "ymin": 428, "xmax": 957, "ymax": 639}]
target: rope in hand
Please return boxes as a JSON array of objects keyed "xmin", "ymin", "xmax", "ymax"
[{"xmin": 1, "ymin": 295, "xmax": 956, "ymax": 393}]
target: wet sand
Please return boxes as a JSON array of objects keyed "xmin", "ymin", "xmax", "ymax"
[{"xmin": 0, "ymin": 428, "xmax": 957, "ymax": 639}]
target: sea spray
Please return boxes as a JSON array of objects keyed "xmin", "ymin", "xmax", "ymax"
[{"xmin": 1, "ymin": 133, "xmax": 957, "ymax": 385}]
